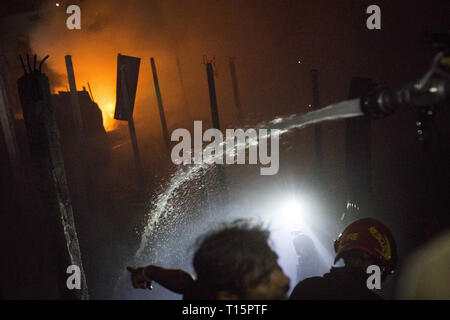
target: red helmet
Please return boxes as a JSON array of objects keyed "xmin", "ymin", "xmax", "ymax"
[{"xmin": 334, "ymin": 218, "xmax": 397, "ymax": 273}]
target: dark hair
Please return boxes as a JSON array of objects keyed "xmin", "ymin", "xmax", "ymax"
[{"xmin": 191, "ymin": 219, "xmax": 275, "ymax": 299}]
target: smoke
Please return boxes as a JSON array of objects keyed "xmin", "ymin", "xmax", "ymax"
[
  {"xmin": 28, "ymin": 0, "xmax": 302, "ymax": 134},
  {"xmin": 29, "ymin": 0, "xmax": 174, "ymax": 132},
  {"xmin": 28, "ymin": 0, "xmax": 227, "ymax": 133}
]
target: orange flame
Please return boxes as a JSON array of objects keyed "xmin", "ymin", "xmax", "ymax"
[
  {"xmin": 94, "ymin": 99, "xmax": 119, "ymax": 132},
  {"xmin": 100, "ymin": 102, "xmax": 118, "ymax": 132},
  {"xmin": 92, "ymin": 84, "xmax": 119, "ymax": 132},
  {"xmin": 54, "ymin": 85, "xmax": 119, "ymax": 132}
]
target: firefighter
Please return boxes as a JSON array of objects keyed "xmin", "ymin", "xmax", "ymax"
[{"xmin": 290, "ymin": 218, "xmax": 397, "ymax": 300}]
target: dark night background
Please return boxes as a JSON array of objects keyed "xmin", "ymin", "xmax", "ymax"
[{"xmin": 0, "ymin": 0, "xmax": 449, "ymax": 299}]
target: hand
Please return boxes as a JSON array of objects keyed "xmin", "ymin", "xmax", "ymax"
[{"xmin": 127, "ymin": 266, "xmax": 153, "ymax": 290}]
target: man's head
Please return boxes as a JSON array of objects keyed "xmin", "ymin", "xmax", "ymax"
[
  {"xmin": 334, "ymin": 218, "xmax": 397, "ymax": 280},
  {"xmin": 192, "ymin": 220, "xmax": 290, "ymax": 300}
]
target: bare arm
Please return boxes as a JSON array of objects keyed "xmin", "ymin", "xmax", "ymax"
[{"xmin": 127, "ymin": 265, "xmax": 195, "ymax": 295}]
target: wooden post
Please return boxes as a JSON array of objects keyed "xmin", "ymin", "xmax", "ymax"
[
  {"xmin": 311, "ymin": 70, "xmax": 323, "ymax": 173},
  {"xmin": 65, "ymin": 56, "xmax": 84, "ymax": 135},
  {"xmin": 205, "ymin": 60, "xmax": 228, "ymax": 208},
  {"xmin": 119, "ymin": 67, "xmax": 145, "ymax": 191},
  {"xmin": 0, "ymin": 74, "xmax": 24, "ymax": 194},
  {"xmin": 17, "ymin": 57, "xmax": 89, "ymax": 299},
  {"xmin": 343, "ymin": 77, "xmax": 375, "ymax": 223},
  {"xmin": 64, "ymin": 55, "xmax": 93, "ymax": 204},
  {"xmin": 206, "ymin": 62, "xmax": 221, "ymax": 130},
  {"xmin": 150, "ymin": 57, "xmax": 170, "ymax": 151},
  {"xmin": 229, "ymin": 57, "xmax": 243, "ymax": 121},
  {"xmin": 87, "ymin": 82, "xmax": 94, "ymax": 101},
  {"xmin": 128, "ymin": 117, "xmax": 145, "ymax": 189}
]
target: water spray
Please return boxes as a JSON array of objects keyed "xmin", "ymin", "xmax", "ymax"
[{"xmin": 116, "ymin": 42, "xmax": 450, "ymax": 299}]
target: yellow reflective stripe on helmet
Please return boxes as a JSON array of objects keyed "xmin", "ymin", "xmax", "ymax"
[{"xmin": 369, "ymin": 226, "xmax": 391, "ymax": 261}]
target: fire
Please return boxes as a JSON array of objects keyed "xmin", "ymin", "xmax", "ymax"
[
  {"xmin": 101, "ymin": 102, "xmax": 118, "ymax": 132},
  {"xmin": 53, "ymin": 85, "xmax": 119, "ymax": 132},
  {"xmin": 92, "ymin": 85, "xmax": 119, "ymax": 132},
  {"xmin": 96, "ymin": 100, "xmax": 119, "ymax": 132},
  {"xmin": 76, "ymin": 76, "xmax": 119, "ymax": 132},
  {"xmin": 29, "ymin": 1, "xmax": 198, "ymax": 137}
]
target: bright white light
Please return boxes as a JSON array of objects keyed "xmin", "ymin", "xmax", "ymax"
[
  {"xmin": 268, "ymin": 196, "xmax": 334, "ymax": 289},
  {"xmin": 56, "ymin": 3, "xmax": 60, "ymax": 6},
  {"xmin": 278, "ymin": 199, "xmax": 305, "ymax": 227}
]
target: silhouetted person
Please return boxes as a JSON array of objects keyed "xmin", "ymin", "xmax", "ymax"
[
  {"xmin": 128, "ymin": 220, "xmax": 290, "ymax": 299},
  {"xmin": 397, "ymin": 229, "xmax": 450, "ymax": 299},
  {"xmin": 290, "ymin": 218, "xmax": 397, "ymax": 300},
  {"xmin": 292, "ymin": 232, "xmax": 321, "ymax": 282}
]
